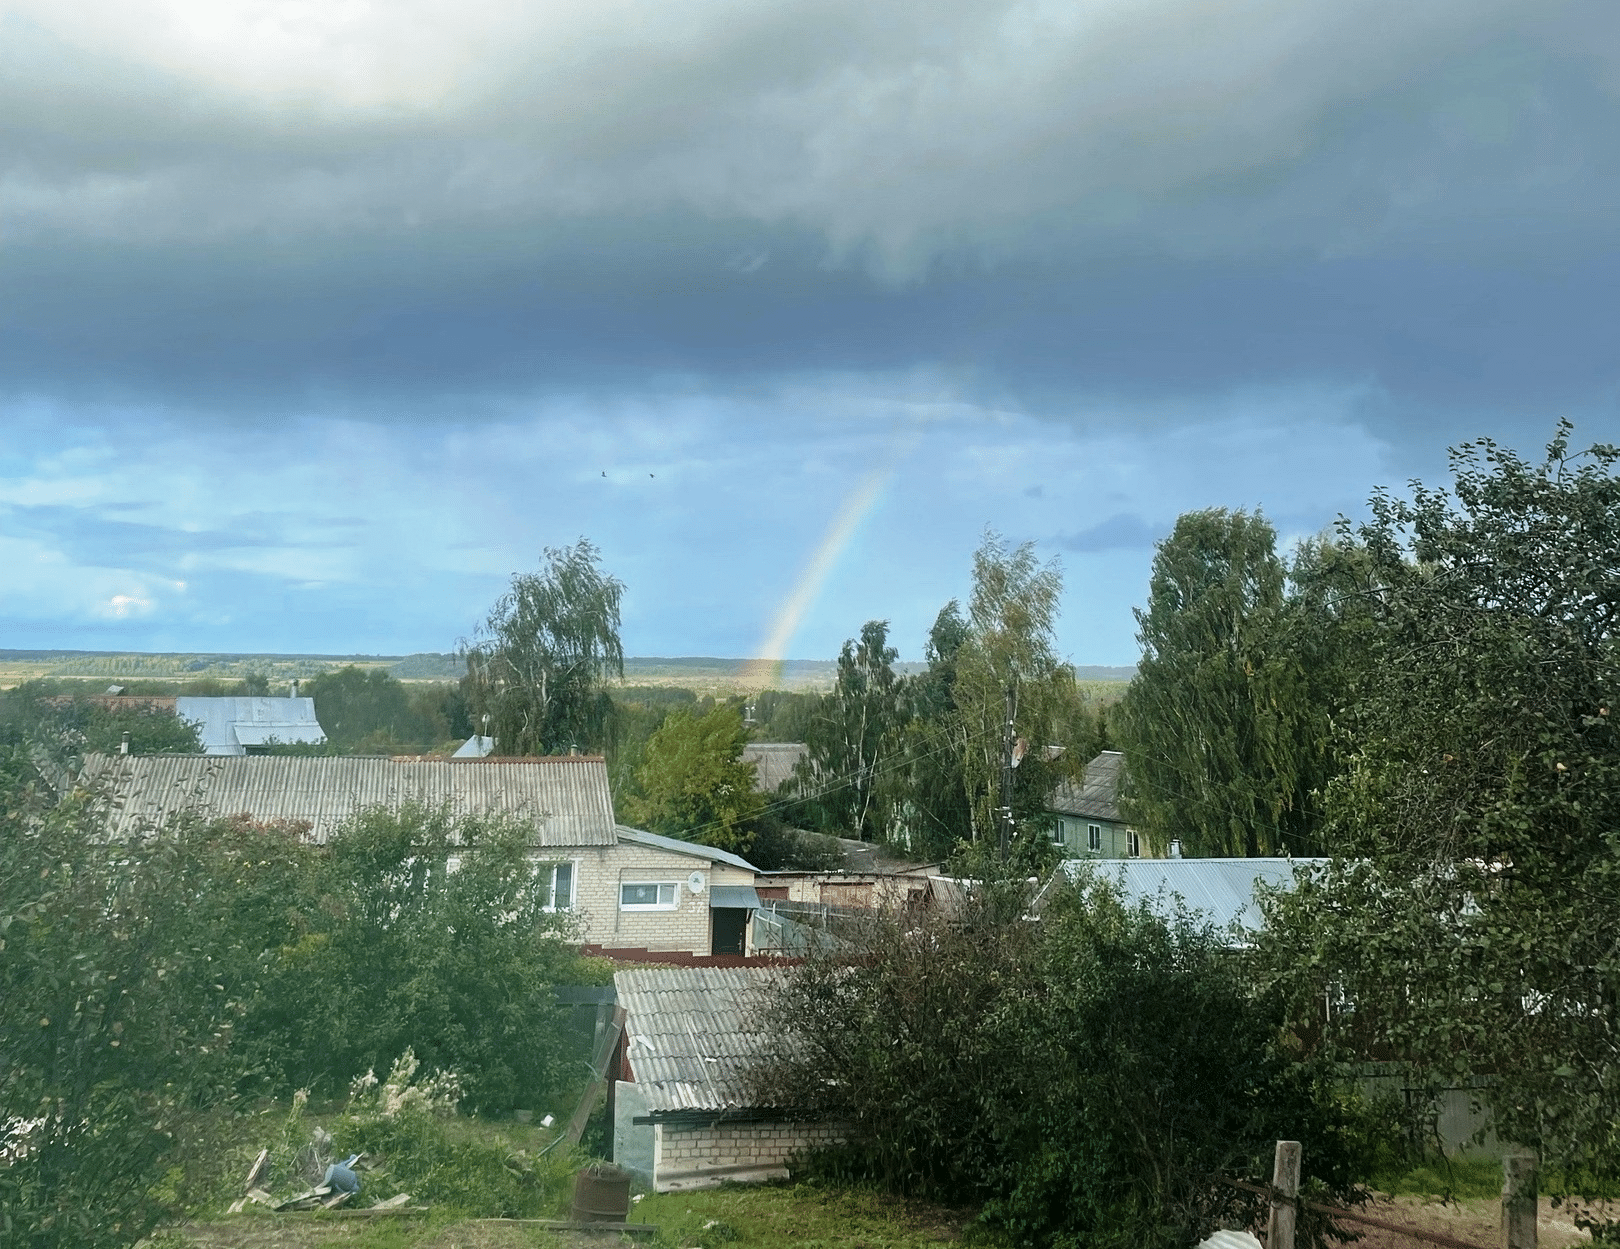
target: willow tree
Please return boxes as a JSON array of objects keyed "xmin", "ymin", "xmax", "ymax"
[
  {"xmin": 1115, "ymin": 509, "xmax": 1335, "ymax": 857},
  {"xmin": 463, "ymin": 540, "xmax": 625, "ymax": 756}
]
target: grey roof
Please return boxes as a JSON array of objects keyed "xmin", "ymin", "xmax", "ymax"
[
  {"xmin": 709, "ymin": 884, "xmax": 761, "ymax": 910},
  {"xmin": 1048, "ymin": 750, "xmax": 1124, "ymax": 821},
  {"xmin": 79, "ymin": 753, "xmax": 618, "ymax": 846},
  {"xmin": 174, "ymin": 696, "xmax": 326, "ymax": 756},
  {"xmin": 615, "ymin": 966, "xmax": 785, "ymax": 1114},
  {"xmin": 1064, "ymin": 856, "xmax": 1327, "ymax": 932},
  {"xmin": 452, "ymin": 734, "xmax": 494, "ymax": 758},
  {"xmin": 740, "ymin": 742, "xmax": 807, "ymax": 793},
  {"xmin": 615, "ymin": 824, "xmax": 762, "ymax": 874}
]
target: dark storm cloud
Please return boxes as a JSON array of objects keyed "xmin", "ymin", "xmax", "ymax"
[{"xmin": 3, "ymin": 0, "xmax": 1620, "ymax": 439}]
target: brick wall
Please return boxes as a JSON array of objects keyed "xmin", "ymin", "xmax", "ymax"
[
  {"xmin": 553, "ymin": 844, "xmax": 758, "ymax": 955},
  {"xmin": 653, "ymin": 1120, "xmax": 847, "ymax": 1192}
]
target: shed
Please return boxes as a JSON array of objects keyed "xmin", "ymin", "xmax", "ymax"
[
  {"xmin": 739, "ymin": 742, "xmax": 806, "ymax": 794},
  {"xmin": 611, "ymin": 966, "xmax": 844, "ymax": 1191}
]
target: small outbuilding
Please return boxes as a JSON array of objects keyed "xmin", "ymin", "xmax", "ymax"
[{"xmin": 611, "ymin": 966, "xmax": 843, "ymax": 1192}]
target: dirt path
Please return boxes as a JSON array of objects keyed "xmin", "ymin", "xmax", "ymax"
[{"xmin": 1315, "ymin": 1194, "xmax": 1604, "ymax": 1249}]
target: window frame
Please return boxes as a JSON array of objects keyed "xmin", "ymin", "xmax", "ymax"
[
  {"xmin": 1127, "ymin": 829, "xmax": 1141, "ymax": 858},
  {"xmin": 539, "ymin": 860, "xmax": 577, "ymax": 912},
  {"xmin": 619, "ymin": 881, "xmax": 679, "ymax": 911},
  {"xmin": 1087, "ymin": 823, "xmax": 1102, "ymax": 852}
]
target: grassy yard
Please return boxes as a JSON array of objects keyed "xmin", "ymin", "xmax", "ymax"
[{"xmin": 152, "ymin": 1180, "xmax": 997, "ymax": 1249}]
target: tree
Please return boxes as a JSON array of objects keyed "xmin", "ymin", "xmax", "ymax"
[
  {"xmin": 1260, "ymin": 425, "xmax": 1620, "ymax": 1187},
  {"xmin": 952, "ymin": 532, "xmax": 1070, "ymax": 861},
  {"xmin": 882, "ymin": 602, "xmax": 976, "ymax": 859},
  {"xmin": 801, "ymin": 620, "xmax": 903, "ymax": 840},
  {"xmin": 626, "ymin": 703, "xmax": 765, "ymax": 854},
  {"xmin": 307, "ymin": 665, "xmax": 419, "ymax": 749},
  {"xmin": 464, "ymin": 540, "xmax": 625, "ymax": 756},
  {"xmin": 1115, "ymin": 509, "xmax": 1333, "ymax": 857}
]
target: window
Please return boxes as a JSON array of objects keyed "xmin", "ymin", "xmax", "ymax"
[
  {"xmin": 1087, "ymin": 824, "xmax": 1101, "ymax": 852},
  {"xmin": 538, "ymin": 861, "xmax": 575, "ymax": 911},
  {"xmin": 620, "ymin": 881, "xmax": 678, "ymax": 910},
  {"xmin": 1051, "ymin": 819, "xmax": 1066, "ymax": 844},
  {"xmin": 1127, "ymin": 829, "xmax": 1141, "ymax": 858}
]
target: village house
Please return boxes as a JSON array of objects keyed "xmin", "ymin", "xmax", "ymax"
[
  {"xmin": 174, "ymin": 694, "xmax": 328, "ymax": 755},
  {"xmin": 78, "ymin": 752, "xmax": 761, "ymax": 959},
  {"xmin": 1046, "ymin": 749, "xmax": 1151, "ymax": 858},
  {"xmin": 610, "ymin": 966, "xmax": 844, "ymax": 1192}
]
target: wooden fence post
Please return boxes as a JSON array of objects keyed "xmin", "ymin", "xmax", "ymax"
[
  {"xmin": 1267, "ymin": 1140, "xmax": 1301, "ymax": 1249},
  {"xmin": 1502, "ymin": 1152, "xmax": 1537, "ymax": 1249}
]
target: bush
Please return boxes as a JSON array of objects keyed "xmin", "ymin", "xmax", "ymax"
[{"xmin": 758, "ymin": 876, "xmax": 1378, "ymax": 1249}]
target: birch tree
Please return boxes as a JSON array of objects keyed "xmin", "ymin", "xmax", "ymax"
[{"xmin": 464, "ymin": 540, "xmax": 625, "ymax": 756}]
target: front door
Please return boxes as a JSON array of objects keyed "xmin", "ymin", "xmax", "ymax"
[{"xmin": 710, "ymin": 907, "xmax": 748, "ymax": 956}]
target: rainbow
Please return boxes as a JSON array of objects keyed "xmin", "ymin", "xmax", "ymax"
[{"xmin": 741, "ymin": 467, "xmax": 891, "ymax": 691}]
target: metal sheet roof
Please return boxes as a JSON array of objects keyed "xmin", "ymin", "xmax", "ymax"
[
  {"xmin": 739, "ymin": 743, "xmax": 807, "ymax": 794},
  {"xmin": 615, "ymin": 825, "xmax": 762, "ymax": 874},
  {"xmin": 79, "ymin": 753, "xmax": 618, "ymax": 846},
  {"xmin": 1065, "ymin": 856, "xmax": 1326, "ymax": 932},
  {"xmin": 709, "ymin": 885, "xmax": 761, "ymax": 910},
  {"xmin": 1048, "ymin": 750, "xmax": 1125, "ymax": 821},
  {"xmin": 175, "ymin": 697, "xmax": 326, "ymax": 756},
  {"xmin": 614, "ymin": 966, "xmax": 785, "ymax": 1114}
]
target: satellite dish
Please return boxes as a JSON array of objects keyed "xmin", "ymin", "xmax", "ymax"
[{"xmin": 687, "ymin": 871, "xmax": 705, "ymax": 894}]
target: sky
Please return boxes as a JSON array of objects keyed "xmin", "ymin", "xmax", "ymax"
[{"xmin": 3, "ymin": 0, "xmax": 1619, "ymax": 666}]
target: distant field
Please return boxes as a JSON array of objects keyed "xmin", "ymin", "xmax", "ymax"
[{"xmin": 0, "ymin": 650, "xmax": 1134, "ymax": 695}]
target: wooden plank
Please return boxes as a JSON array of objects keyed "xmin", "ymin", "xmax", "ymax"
[{"xmin": 1266, "ymin": 1142, "xmax": 1301, "ymax": 1249}]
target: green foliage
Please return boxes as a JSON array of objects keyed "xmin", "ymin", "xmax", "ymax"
[
  {"xmin": 951, "ymin": 532, "xmax": 1072, "ymax": 863},
  {"xmin": 0, "ymin": 680, "xmax": 202, "ymax": 761},
  {"xmin": 626, "ymin": 703, "xmax": 765, "ymax": 854},
  {"xmin": 248, "ymin": 805, "xmax": 580, "ymax": 1110},
  {"xmin": 759, "ymin": 878, "xmax": 1374, "ymax": 1249},
  {"xmin": 0, "ymin": 729, "xmax": 237, "ymax": 1248},
  {"xmin": 1259, "ymin": 424, "xmax": 1620, "ymax": 1185},
  {"xmin": 749, "ymin": 689, "xmax": 823, "ymax": 743},
  {"xmin": 464, "ymin": 539, "xmax": 625, "ymax": 756},
  {"xmin": 801, "ymin": 620, "xmax": 904, "ymax": 840},
  {"xmin": 1116, "ymin": 508, "xmax": 1340, "ymax": 857},
  {"xmin": 305, "ymin": 665, "xmax": 460, "ymax": 752}
]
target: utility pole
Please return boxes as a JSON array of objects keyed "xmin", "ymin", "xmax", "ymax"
[{"xmin": 998, "ymin": 683, "xmax": 1016, "ymax": 862}]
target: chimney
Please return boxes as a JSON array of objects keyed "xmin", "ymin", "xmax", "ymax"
[
  {"xmin": 119, "ymin": 731, "xmax": 130, "ymax": 756},
  {"xmin": 1169, "ymin": 839, "xmax": 1183, "ymax": 859},
  {"xmin": 290, "ymin": 679, "xmax": 300, "ymax": 698}
]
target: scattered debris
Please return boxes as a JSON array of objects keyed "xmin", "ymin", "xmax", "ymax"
[
  {"xmin": 373, "ymin": 1193, "xmax": 412, "ymax": 1209},
  {"xmin": 243, "ymin": 1148, "xmax": 269, "ymax": 1192}
]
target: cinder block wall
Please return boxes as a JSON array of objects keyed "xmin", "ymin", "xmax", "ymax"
[{"xmin": 653, "ymin": 1120, "xmax": 847, "ymax": 1191}]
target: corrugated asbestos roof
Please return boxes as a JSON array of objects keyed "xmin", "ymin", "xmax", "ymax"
[
  {"xmin": 78, "ymin": 752, "xmax": 618, "ymax": 846},
  {"xmin": 614, "ymin": 966, "xmax": 784, "ymax": 1114},
  {"xmin": 1066, "ymin": 856, "xmax": 1326, "ymax": 932},
  {"xmin": 615, "ymin": 825, "xmax": 762, "ymax": 874},
  {"xmin": 1048, "ymin": 750, "xmax": 1124, "ymax": 820},
  {"xmin": 739, "ymin": 742, "xmax": 807, "ymax": 794}
]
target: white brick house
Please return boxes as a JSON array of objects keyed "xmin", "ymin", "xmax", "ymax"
[
  {"xmin": 611, "ymin": 966, "xmax": 845, "ymax": 1191},
  {"xmin": 80, "ymin": 752, "xmax": 761, "ymax": 958}
]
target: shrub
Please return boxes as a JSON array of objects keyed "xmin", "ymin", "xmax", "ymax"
[{"xmin": 759, "ymin": 876, "xmax": 1376, "ymax": 1249}]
